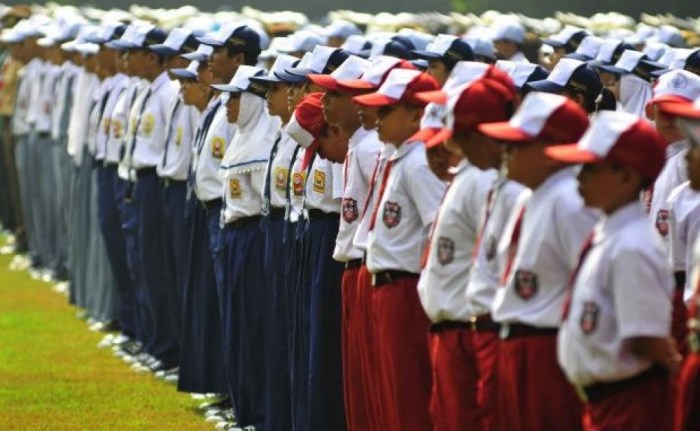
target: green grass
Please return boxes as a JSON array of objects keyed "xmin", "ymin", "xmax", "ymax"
[{"xmin": 0, "ymin": 252, "xmax": 212, "ymax": 431}]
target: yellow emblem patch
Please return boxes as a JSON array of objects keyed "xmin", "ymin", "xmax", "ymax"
[
  {"xmin": 175, "ymin": 127, "xmax": 183, "ymax": 147},
  {"xmin": 292, "ymin": 171, "xmax": 307, "ymax": 196},
  {"xmin": 274, "ymin": 167, "xmax": 288, "ymax": 192},
  {"xmin": 211, "ymin": 136, "xmax": 225, "ymax": 159},
  {"xmin": 141, "ymin": 114, "xmax": 155, "ymax": 137},
  {"xmin": 229, "ymin": 178, "xmax": 242, "ymax": 199},
  {"xmin": 103, "ymin": 118, "xmax": 111, "ymax": 136},
  {"xmin": 112, "ymin": 120, "xmax": 123, "ymax": 139},
  {"xmin": 313, "ymin": 169, "xmax": 325, "ymax": 194}
]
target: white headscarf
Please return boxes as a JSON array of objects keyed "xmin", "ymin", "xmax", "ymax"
[
  {"xmin": 618, "ymin": 74, "xmax": 653, "ymax": 118},
  {"xmin": 220, "ymin": 92, "xmax": 281, "ymax": 175}
]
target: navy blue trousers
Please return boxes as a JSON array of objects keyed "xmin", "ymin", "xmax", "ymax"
[
  {"xmin": 263, "ymin": 211, "xmax": 293, "ymax": 431},
  {"xmin": 291, "ymin": 214, "xmax": 346, "ymax": 431},
  {"xmin": 160, "ymin": 179, "xmax": 189, "ymax": 343},
  {"xmin": 96, "ymin": 165, "xmax": 137, "ymax": 338},
  {"xmin": 133, "ymin": 172, "xmax": 179, "ymax": 365},
  {"xmin": 221, "ymin": 217, "xmax": 267, "ymax": 429},
  {"xmin": 177, "ymin": 198, "xmax": 228, "ymax": 394}
]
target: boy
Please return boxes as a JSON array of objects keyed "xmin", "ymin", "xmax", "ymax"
[
  {"xmin": 547, "ymin": 110, "xmax": 680, "ymax": 431},
  {"xmin": 478, "ymin": 92, "xmax": 594, "ymax": 431}
]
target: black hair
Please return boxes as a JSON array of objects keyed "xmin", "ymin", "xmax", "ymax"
[{"xmin": 226, "ymin": 46, "xmax": 258, "ymax": 66}]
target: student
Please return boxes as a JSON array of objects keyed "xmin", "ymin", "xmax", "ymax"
[
  {"xmin": 415, "ymin": 66, "xmax": 517, "ymax": 431},
  {"xmin": 411, "ymin": 34, "xmax": 474, "ymax": 86},
  {"xmin": 547, "ymin": 111, "xmax": 679, "ymax": 431},
  {"xmin": 478, "ymin": 92, "xmax": 595, "ymax": 431},
  {"xmin": 598, "ymin": 50, "xmax": 664, "ymax": 117},
  {"xmin": 661, "ymin": 98, "xmax": 700, "ymax": 431},
  {"xmin": 644, "ymin": 70, "xmax": 700, "ymax": 352},
  {"xmin": 308, "ymin": 55, "xmax": 378, "ymax": 431},
  {"xmin": 491, "ymin": 21, "xmax": 529, "ymax": 63},
  {"xmin": 215, "ymin": 65, "xmax": 281, "ymax": 431},
  {"xmin": 352, "ymin": 69, "xmax": 444, "ymax": 431}
]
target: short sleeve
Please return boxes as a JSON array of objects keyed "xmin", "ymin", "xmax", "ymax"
[{"xmin": 405, "ymin": 152, "xmax": 447, "ymax": 227}]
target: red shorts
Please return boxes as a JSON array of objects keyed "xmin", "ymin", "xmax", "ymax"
[
  {"xmin": 675, "ymin": 352, "xmax": 700, "ymax": 431},
  {"xmin": 372, "ymin": 276, "xmax": 433, "ymax": 431},
  {"xmin": 341, "ymin": 266, "xmax": 368, "ymax": 431}
]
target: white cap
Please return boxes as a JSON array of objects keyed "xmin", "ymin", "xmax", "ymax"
[
  {"xmin": 495, "ymin": 60, "xmax": 547, "ymax": 88},
  {"xmin": 491, "ymin": 20, "xmax": 525, "ymax": 44},
  {"xmin": 182, "ymin": 43, "xmax": 214, "ymax": 61},
  {"xmin": 329, "ymin": 55, "xmax": 370, "ymax": 80},
  {"xmin": 341, "ymin": 35, "xmax": 371, "ymax": 56},
  {"xmin": 643, "ymin": 42, "xmax": 670, "ymax": 62},
  {"xmin": 506, "ymin": 92, "xmax": 571, "ymax": 137},
  {"xmin": 463, "ymin": 36, "xmax": 496, "ymax": 60},
  {"xmin": 443, "ymin": 62, "xmax": 491, "ymax": 93},
  {"xmin": 651, "ymin": 69, "xmax": 700, "ymax": 103},
  {"xmin": 657, "ymin": 25, "xmax": 686, "ymax": 48},
  {"xmin": 572, "ymin": 36, "xmax": 603, "ymax": 60},
  {"xmin": 278, "ymin": 30, "xmax": 326, "ymax": 54},
  {"xmin": 324, "ymin": 19, "xmax": 361, "ymax": 39}
]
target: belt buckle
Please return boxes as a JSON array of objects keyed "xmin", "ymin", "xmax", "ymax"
[
  {"xmin": 499, "ymin": 323, "xmax": 510, "ymax": 340},
  {"xmin": 574, "ymin": 385, "xmax": 589, "ymax": 403},
  {"xmin": 469, "ymin": 316, "xmax": 478, "ymax": 331}
]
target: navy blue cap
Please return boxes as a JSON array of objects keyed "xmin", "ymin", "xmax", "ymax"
[
  {"xmin": 85, "ymin": 24, "xmax": 126, "ymax": 45},
  {"xmin": 197, "ymin": 24, "xmax": 261, "ymax": 60},
  {"xmin": 285, "ymin": 48, "xmax": 350, "ymax": 78},
  {"xmin": 413, "ymin": 36, "xmax": 474, "ymax": 64},
  {"xmin": 274, "ymin": 58, "xmax": 306, "ymax": 84},
  {"xmin": 362, "ymin": 35, "xmax": 415, "ymax": 60},
  {"xmin": 685, "ymin": 49, "xmax": 700, "ymax": 76},
  {"xmin": 526, "ymin": 60, "xmax": 602, "ymax": 101},
  {"xmin": 589, "ymin": 43, "xmax": 636, "ymax": 68},
  {"xmin": 411, "ymin": 59, "xmax": 428, "ymax": 71},
  {"xmin": 543, "ymin": 30, "xmax": 589, "ymax": 53},
  {"xmin": 150, "ymin": 32, "xmax": 200, "ymax": 57}
]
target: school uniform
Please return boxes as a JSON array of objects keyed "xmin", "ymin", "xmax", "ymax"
[
  {"xmin": 558, "ymin": 202, "xmax": 674, "ymax": 431},
  {"xmin": 177, "ymin": 95, "xmax": 231, "ymax": 395},
  {"xmin": 366, "ymin": 140, "xmax": 446, "ymax": 431},
  {"xmin": 128, "ymin": 71, "xmax": 181, "ymax": 368},
  {"xmin": 334, "ymin": 126, "xmax": 381, "ymax": 431},
  {"xmin": 417, "ymin": 160, "xmax": 496, "ymax": 431},
  {"xmin": 492, "ymin": 167, "xmax": 597, "ymax": 431},
  {"xmin": 466, "ymin": 178, "xmax": 530, "ymax": 431}
]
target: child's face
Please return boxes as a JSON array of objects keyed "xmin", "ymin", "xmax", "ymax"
[
  {"xmin": 426, "ymin": 145, "xmax": 459, "ymax": 181},
  {"xmin": 322, "ymin": 89, "xmax": 358, "ymax": 127},
  {"xmin": 225, "ymin": 93, "xmax": 241, "ymax": 124},
  {"xmin": 376, "ymin": 103, "xmax": 421, "ymax": 145},
  {"xmin": 576, "ymin": 161, "xmax": 622, "ymax": 210},
  {"xmin": 317, "ymin": 125, "xmax": 348, "ymax": 163},
  {"xmin": 653, "ymin": 106, "xmax": 685, "ymax": 144},
  {"xmin": 166, "ymin": 56, "xmax": 188, "ymax": 74},
  {"xmin": 426, "ymin": 59, "xmax": 450, "ymax": 87},
  {"xmin": 504, "ymin": 140, "xmax": 549, "ymax": 187},
  {"xmin": 287, "ymin": 84, "xmax": 304, "ymax": 113},
  {"xmin": 266, "ymin": 83, "xmax": 290, "ymax": 119}
]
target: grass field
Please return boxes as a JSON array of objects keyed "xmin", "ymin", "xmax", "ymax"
[{"xmin": 0, "ymin": 252, "xmax": 212, "ymax": 431}]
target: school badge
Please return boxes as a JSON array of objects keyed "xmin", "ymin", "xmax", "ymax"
[
  {"xmin": 655, "ymin": 209, "xmax": 670, "ymax": 237},
  {"xmin": 437, "ymin": 237, "xmax": 455, "ymax": 265},
  {"xmin": 580, "ymin": 301, "xmax": 600, "ymax": 335},
  {"xmin": 514, "ymin": 270, "xmax": 538, "ymax": 300},
  {"xmin": 292, "ymin": 172, "xmax": 306, "ymax": 196},
  {"xmin": 342, "ymin": 198, "xmax": 358, "ymax": 223},
  {"xmin": 229, "ymin": 178, "xmax": 242, "ymax": 199},
  {"xmin": 313, "ymin": 169, "xmax": 326, "ymax": 193},
  {"xmin": 485, "ymin": 235, "xmax": 497, "ymax": 261},
  {"xmin": 211, "ymin": 136, "xmax": 225, "ymax": 159},
  {"xmin": 112, "ymin": 120, "xmax": 123, "ymax": 139},
  {"xmin": 275, "ymin": 167, "xmax": 288, "ymax": 192},
  {"xmin": 382, "ymin": 201, "xmax": 401, "ymax": 229},
  {"xmin": 142, "ymin": 114, "xmax": 155, "ymax": 137}
]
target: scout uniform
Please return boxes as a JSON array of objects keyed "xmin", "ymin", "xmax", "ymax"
[
  {"xmin": 479, "ymin": 92, "xmax": 595, "ymax": 431},
  {"xmin": 549, "ymin": 111, "xmax": 674, "ymax": 431},
  {"xmin": 353, "ymin": 69, "xmax": 445, "ymax": 431}
]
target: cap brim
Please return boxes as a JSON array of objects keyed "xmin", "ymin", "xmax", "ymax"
[
  {"xmin": 409, "ymin": 127, "xmax": 441, "ymax": 145},
  {"xmin": 196, "ymin": 36, "xmax": 223, "ymax": 47},
  {"xmin": 274, "ymin": 70, "xmax": 307, "ymax": 84},
  {"xmin": 564, "ymin": 53, "xmax": 592, "ymax": 61},
  {"xmin": 657, "ymin": 102, "xmax": 700, "ymax": 119},
  {"xmin": 181, "ymin": 52, "xmax": 208, "ymax": 61},
  {"xmin": 412, "ymin": 50, "xmax": 442, "ymax": 61},
  {"xmin": 169, "ymin": 68, "xmax": 197, "ymax": 79},
  {"xmin": 478, "ymin": 121, "xmax": 532, "ymax": 142},
  {"xmin": 249, "ymin": 75, "xmax": 283, "ymax": 85},
  {"xmin": 651, "ymin": 68, "xmax": 671, "ymax": 77},
  {"xmin": 415, "ymin": 89, "xmax": 447, "ymax": 105},
  {"xmin": 598, "ymin": 65, "xmax": 628, "ymax": 75},
  {"xmin": 149, "ymin": 44, "xmax": 179, "ymax": 56},
  {"xmin": 285, "ymin": 67, "xmax": 313, "ymax": 78},
  {"xmin": 211, "ymin": 83, "xmax": 246, "ymax": 93},
  {"xmin": 425, "ymin": 128, "xmax": 452, "ymax": 148},
  {"xmin": 587, "ymin": 59, "xmax": 608, "ymax": 68},
  {"xmin": 353, "ymin": 93, "xmax": 398, "ymax": 107},
  {"xmin": 524, "ymin": 79, "xmax": 566, "ymax": 94},
  {"xmin": 337, "ymin": 79, "xmax": 376, "ymax": 91},
  {"xmin": 542, "ymin": 38, "xmax": 565, "ymax": 48},
  {"xmin": 544, "ymin": 144, "xmax": 601, "ymax": 163},
  {"xmin": 307, "ymin": 74, "xmax": 339, "ymax": 91}
]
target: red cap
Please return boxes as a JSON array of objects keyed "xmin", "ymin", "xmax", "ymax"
[
  {"xmin": 337, "ymin": 57, "xmax": 416, "ymax": 91},
  {"xmin": 478, "ymin": 92, "xmax": 589, "ymax": 144},
  {"xmin": 546, "ymin": 110, "xmax": 666, "ymax": 181},
  {"xmin": 286, "ymin": 92, "xmax": 326, "ymax": 149},
  {"xmin": 307, "ymin": 56, "xmax": 371, "ymax": 92},
  {"xmin": 352, "ymin": 69, "xmax": 439, "ymax": 107},
  {"xmin": 648, "ymin": 69, "xmax": 700, "ymax": 115}
]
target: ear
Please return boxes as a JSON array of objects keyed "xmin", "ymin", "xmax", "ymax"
[
  {"xmin": 232, "ymin": 51, "xmax": 245, "ymax": 67},
  {"xmin": 645, "ymin": 103, "xmax": 655, "ymax": 121},
  {"xmin": 412, "ymin": 106, "xmax": 424, "ymax": 127},
  {"xmin": 574, "ymin": 93, "xmax": 586, "ymax": 109}
]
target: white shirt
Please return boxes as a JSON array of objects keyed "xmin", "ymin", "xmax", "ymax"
[
  {"xmin": 303, "ymin": 156, "xmax": 343, "ymax": 214},
  {"xmin": 648, "ymin": 139, "xmax": 689, "ymax": 255},
  {"xmin": 67, "ymin": 69, "xmax": 99, "ymax": 165},
  {"xmin": 131, "ymin": 72, "xmax": 180, "ymax": 169},
  {"xmin": 333, "ymin": 127, "xmax": 382, "ymax": 262},
  {"xmin": 51, "ymin": 61, "xmax": 79, "ymax": 141},
  {"xmin": 557, "ymin": 202, "xmax": 673, "ymax": 386},
  {"xmin": 105, "ymin": 78, "xmax": 138, "ymax": 165},
  {"xmin": 418, "ymin": 160, "xmax": 497, "ymax": 323},
  {"xmin": 35, "ymin": 63, "xmax": 60, "ymax": 133},
  {"xmin": 353, "ymin": 143, "xmax": 395, "ymax": 252},
  {"xmin": 192, "ymin": 97, "xmax": 236, "ymax": 202},
  {"xmin": 366, "ymin": 141, "xmax": 447, "ymax": 274},
  {"xmin": 95, "ymin": 74, "xmax": 128, "ymax": 161},
  {"xmin": 86, "ymin": 78, "xmax": 107, "ymax": 156},
  {"xmin": 221, "ymin": 168, "xmax": 266, "ymax": 223},
  {"xmin": 466, "ymin": 178, "xmax": 531, "ymax": 318},
  {"xmin": 262, "ymin": 128, "xmax": 297, "ymax": 211},
  {"xmin": 492, "ymin": 168, "xmax": 599, "ymax": 327},
  {"xmin": 287, "ymin": 145, "xmax": 306, "ymax": 222},
  {"xmin": 13, "ymin": 58, "xmax": 41, "ymax": 136},
  {"xmin": 668, "ymin": 182, "xmax": 700, "ymax": 301},
  {"xmin": 157, "ymin": 100, "xmax": 197, "ymax": 180},
  {"xmin": 509, "ymin": 51, "xmax": 530, "ymax": 63},
  {"xmin": 119, "ymin": 79, "xmax": 150, "ymax": 179},
  {"xmin": 26, "ymin": 59, "xmax": 46, "ymax": 127}
]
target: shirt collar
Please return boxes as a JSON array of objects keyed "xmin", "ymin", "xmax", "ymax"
[
  {"xmin": 595, "ymin": 201, "xmax": 645, "ymax": 244},
  {"xmin": 349, "ymin": 126, "xmax": 372, "ymax": 149},
  {"xmin": 529, "ymin": 166, "xmax": 576, "ymax": 205},
  {"xmin": 149, "ymin": 71, "xmax": 170, "ymax": 92},
  {"xmin": 667, "ymin": 139, "xmax": 689, "ymax": 159},
  {"xmin": 390, "ymin": 139, "xmax": 422, "ymax": 161}
]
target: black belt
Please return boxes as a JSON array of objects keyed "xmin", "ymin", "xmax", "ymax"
[
  {"xmin": 200, "ymin": 198, "xmax": 222, "ymax": 212},
  {"xmin": 499, "ymin": 322, "xmax": 558, "ymax": 340},
  {"xmin": 577, "ymin": 366, "xmax": 665, "ymax": 403},
  {"xmin": 430, "ymin": 314, "xmax": 500, "ymax": 333},
  {"xmin": 345, "ymin": 259, "xmax": 363, "ymax": 270},
  {"xmin": 265, "ymin": 208, "xmax": 286, "ymax": 219},
  {"xmin": 135, "ymin": 167, "xmax": 157, "ymax": 178},
  {"xmin": 161, "ymin": 177, "xmax": 186, "ymax": 187},
  {"xmin": 307, "ymin": 209, "xmax": 339, "ymax": 221},
  {"xmin": 104, "ymin": 162, "xmax": 118, "ymax": 170},
  {"xmin": 674, "ymin": 271, "xmax": 686, "ymax": 291},
  {"xmin": 224, "ymin": 215, "xmax": 262, "ymax": 230},
  {"xmin": 371, "ymin": 270, "xmax": 419, "ymax": 287}
]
